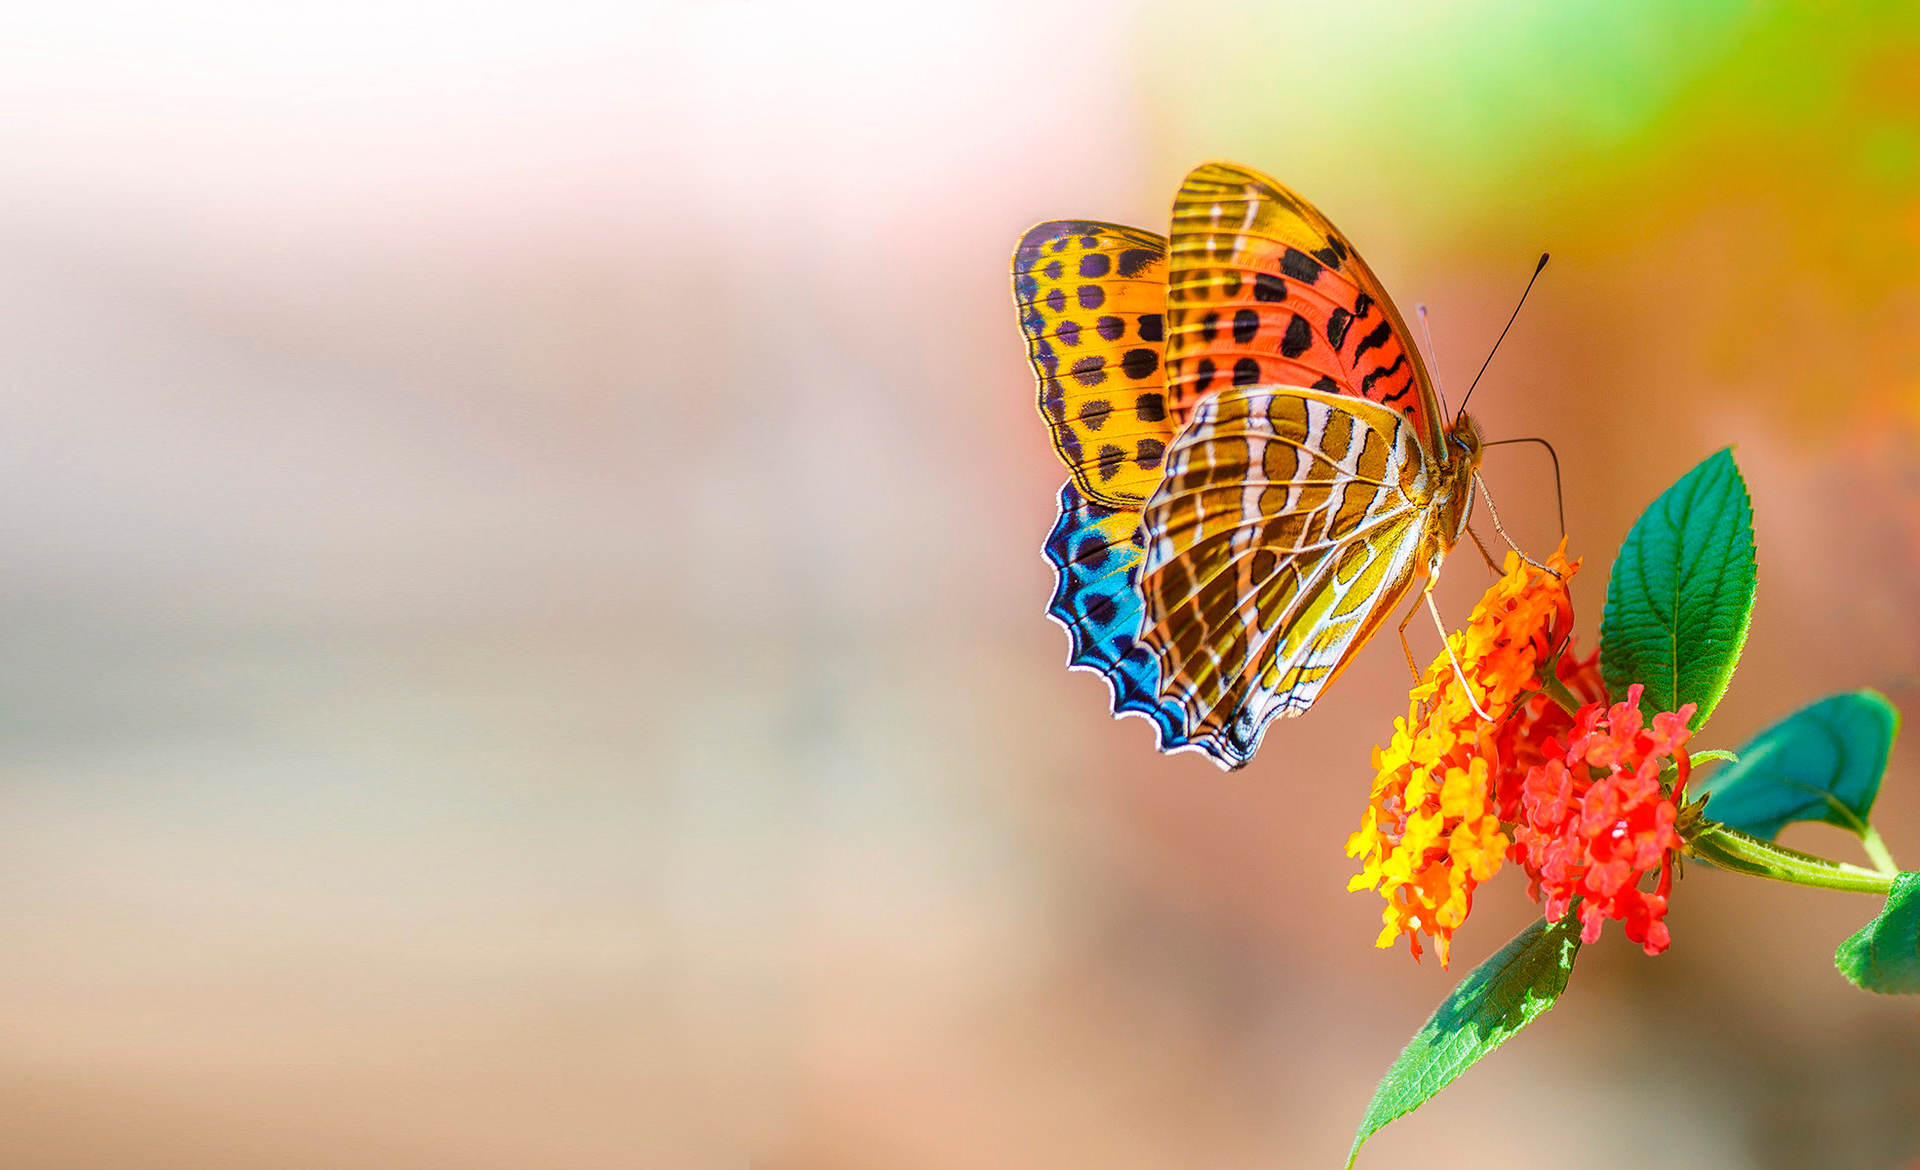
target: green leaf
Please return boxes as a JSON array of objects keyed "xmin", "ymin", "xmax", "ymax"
[
  {"xmin": 1347, "ymin": 916, "xmax": 1581, "ymax": 1168},
  {"xmin": 1835, "ymin": 873, "xmax": 1920, "ymax": 995},
  {"xmin": 1599, "ymin": 447, "xmax": 1756, "ymax": 729},
  {"xmin": 1696, "ymin": 690, "xmax": 1898, "ymax": 841}
]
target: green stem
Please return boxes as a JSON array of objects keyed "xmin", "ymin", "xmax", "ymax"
[
  {"xmin": 1860, "ymin": 825, "xmax": 1901, "ymax": 877},
  {"xmin": 1684, "ymin": 819, "xmax": 1895, "ymax": 895},
  {"xmin": 1537, "ymin": 670, "xmax": 1585, "ymax": 719}
]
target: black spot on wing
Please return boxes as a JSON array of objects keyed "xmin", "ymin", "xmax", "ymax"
[
  {"xmin": 1353, "ymin": 292, "xmax": 1373, "ymax": 318},
  {"xmin": 1310, "ymin": 376, "xmax": 1339, "ymax": 393},
  {"xmin": 1134, "ymin": 392, "xmax": 1165, "ymax": 422},
  {"xmin": 1136, "ymin": 438, "xmax": 1165, "ymax": 470},
  {"xmin": 1201, "ymin": 312, "xmax": 1219, "ymax": 342},
  {"xmin": 1079, "ymin": 399, "xmax": 1112, "ymax": 429},
  {"xmin": 1232, "ymin": 358, "xmax": 1259, "ymax": 386},
  {"xmin": 1079, "ymin": 253, "xmax": 1111, "ymax": 278},
  {"xmin": 1074, "ymin": 536, "xmax": 1110, "ymax": 568},
  {"xmin": 1253, "ymin": 272, "xmax": 1287, "ymax": 302},
  {"xmin": 1121, "ymin": 349, "xmax": 1159, "ymax": 381},
  {"xmin": 1095, "ymin": 316, "xmax": 1124, "ymax": 341},
  {"xmin": 1096, "ymin": 444, "xmax": 1126, "ymax": 481},
  {"xmin": 1358, "ymin": 354, "xmax": 1407, "ymax": 397},
  {"xmin": 1056, "ymin": 408, "xmax": 1081, "ymax": 460},
  {"xmin": 1280, "ymin": 314, "xmax": 1313, "ymax": 359},
  {"xmin": 1311, "ymin": 245, "xmax": 1342, "ymax": 268},
  {"xmin": 1137, "ymin": 313, "xmax": 1164, "ymax": 342},
  {"xmin": 1070, "ymin": 356, "xmax": 1107, "ymax": 386},
  {"xmin": 1280, "ymin": 248, "xmax": 1322, "ymax": 283},
  {"xmin": 1117, "ymin": 248, "xmax": 1158, "ymax": 277},
  {"xmin": 1043, "ymin": 377, "xmax": 1068, "ymax": 421},
  {"xmin": 1193, "ymin": 358, "xmax": 1215, "ymax": 396},
  {"xmin": 1083, "ymin": 592, "xmax": 1117, "ymax": 626},
  {"xmin": 1352, "ymin": 320, "xmax": 1393, "ymax": 361},
  {"xmin": 1077, "ymin": 285, "xmax": 1106, "ymax": 310},
  {"xmin": 1232, "ymin": 308, "xmax": 1259, "ymax": 345},
  {"xmin": 1326, "ymin": 308, "xmax": 1352, "ymax": 350}
]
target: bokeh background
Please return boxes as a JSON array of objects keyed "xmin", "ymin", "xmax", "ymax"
[{"xmin": 1, "ymin": 1, "xmax": 1918, "ymax": 1167}]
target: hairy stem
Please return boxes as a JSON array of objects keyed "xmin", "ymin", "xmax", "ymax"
[{"xmin": 1683, "ymin": 820, "xmax": 1895, "ymax": 895}]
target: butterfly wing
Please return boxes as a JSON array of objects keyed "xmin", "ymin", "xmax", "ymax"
[
  {"xmin": 1041, "ymin": 480, "xmax": 1189, "ymax": 749},
  {"xmin": 1138, "ymin": 385, "xmax": 1432, "ymax": 768},
  {"xmin": 1013, "ymin": 221, "xmax": 1174, "ymax": 508},
  {"xmin": 1017, "ymin": 222, "xmax": 1200, "ymax": 748},
  {"xmin": 1162, "ymin": 162, "xmax": 1444, "ymax": 452}
]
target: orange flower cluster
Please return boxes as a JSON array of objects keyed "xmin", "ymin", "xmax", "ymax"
[{"xmin": 1346, "ymin": 546, "xmax": 1579, "ymax": 966}]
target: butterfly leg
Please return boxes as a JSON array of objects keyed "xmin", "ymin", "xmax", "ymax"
[
  {"xmin": 1425, "ymin": 584, "xmax": 1494, "ymax": 721},
  {"xmin": 1473, "ymin": 473, "xmax": 1562, "ymax": 578},
  {"xmin": 1396, "ymin": 590, "xmax": 1425, "ymax": 683},
  {"xmin": 1465, "ymin": 523, "xmax": 1502, "ymax": 574}
]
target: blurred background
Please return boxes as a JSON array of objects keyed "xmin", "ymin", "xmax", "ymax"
[{"xmin": 0, "ymin": 1, "xmax": 1917, "ymax": 1166}]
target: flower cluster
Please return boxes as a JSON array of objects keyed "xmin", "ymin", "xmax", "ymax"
[
  {"xmin": 1509, "ymin": 683, "xmax": 1693, "ymax": 955},
  {"xmin": 1492, "ymin": 641, "xmax": 1607, "ymax": 817},
  {"xmin": 1346, "ymin": 547, "xmax": 1579, "ymax": 966}
]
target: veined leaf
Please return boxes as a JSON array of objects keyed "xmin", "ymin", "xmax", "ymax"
[
  {"xmin": 1347, "ymin": 916, "xmax": 1581, "ymax": 1168},
  {"xmin": 1600, "ymin": 448, "xmax": 1756, "ymax": 729},
  {"xmin": 1835, "ymin": 873, "xmax": 1920, "ymax": 995},
  {"xmin": 1697, "ymin": 690, "xmax": 1898, "ymax": 841}
]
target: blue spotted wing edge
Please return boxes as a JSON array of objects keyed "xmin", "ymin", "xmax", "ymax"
[{"xmin": 1042, "ymin": 479, "xmax": 1192, "ymax": 753}]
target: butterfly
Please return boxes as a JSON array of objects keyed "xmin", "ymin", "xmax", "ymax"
[{"xmin": 1013, "ymin": 161, "xmax": 1487, "ymax": 769}]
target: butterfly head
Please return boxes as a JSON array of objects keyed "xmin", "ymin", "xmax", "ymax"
[
  {"xmin": 1426, "ymin": 412, "xmax": 1487, "ymax": 553},
  {"xmin": 1446, "ymin": 411, "xmax": 1486, "ymax": 467}
]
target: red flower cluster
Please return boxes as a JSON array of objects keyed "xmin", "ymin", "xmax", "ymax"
[
  {"xmin": 1507, "ymin": 683, "xmax": 1695, "ymax": 955},
  {"xmin": 1492, "ymin": 642, "xmax": 1607, "ymax": 814}
]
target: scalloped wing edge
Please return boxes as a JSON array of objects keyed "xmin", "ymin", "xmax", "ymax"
[{"xmin": 1042, "ymin": 479, "xmax": 1256, "ymax": 770}]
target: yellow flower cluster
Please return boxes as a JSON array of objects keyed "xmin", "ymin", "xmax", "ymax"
[{"xmin": 1345, "ymin": 546, "xmax": 1578, "ymax": 966}]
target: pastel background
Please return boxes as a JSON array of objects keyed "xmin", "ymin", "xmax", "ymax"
[{"xmin": 1, "ymin": 2, "xmax": 1917, "ymax": 1167}]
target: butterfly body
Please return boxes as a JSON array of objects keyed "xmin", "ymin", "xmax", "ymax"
[{"xmin": 1014, "ymin": 162, "xmax": 1487, "ymax": 769}]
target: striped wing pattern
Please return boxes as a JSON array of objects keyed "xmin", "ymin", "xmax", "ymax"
[
  {"xmin": 1164, "ymin": 162, "xmax": 1443, "ymax": 451},
  {"xmin": 1138, "ymin": 387, "xmax": 1428, "ymax": 766},
  {"xmin": 1013, "ymin": 221, "xmax": 1175, "ymax": 507}
]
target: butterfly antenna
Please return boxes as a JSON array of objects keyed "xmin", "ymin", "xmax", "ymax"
[
  {"xmin": 1456, "ymin": 252, "xmax": 1549, "ymax": 419},
  {"xmin": 1484, "ymin": 436, "xmax": 1566, "ymax": 536},
  {"xmin": 1416, "ymin": 303, "xmax": 1451, "ymax": 420}
]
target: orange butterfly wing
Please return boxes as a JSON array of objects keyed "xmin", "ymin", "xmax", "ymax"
[{"xmin": 1162, "ymin": 161, "xmax": 1443, "ymax": 452}]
